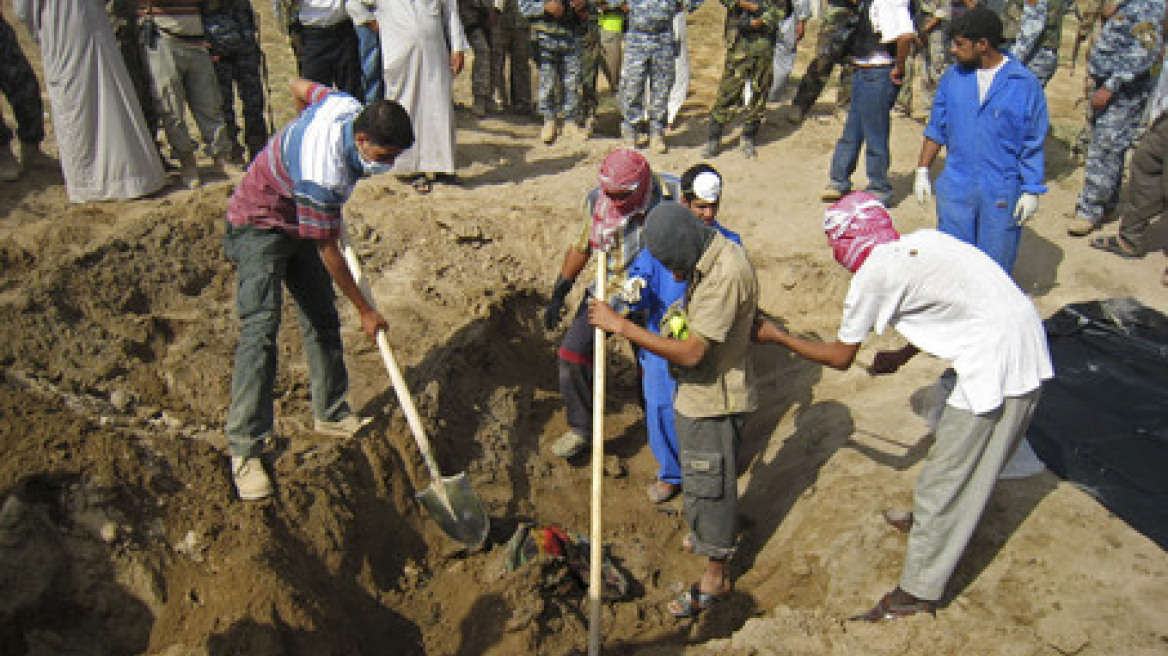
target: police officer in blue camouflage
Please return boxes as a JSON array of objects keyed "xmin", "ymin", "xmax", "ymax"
[
  {"xmin": 704, "ymin": 0, "xmax": 786, "ymax": 158},
  {"xmin": 203, "ymin": 0, "xmax": 269, "ymax": 164},
  {"xmin": 1010, "ymin": 0, "xmax": 1072, "ymax": 86},
  {"xmin": 619, "ymin": 0, "xmax": 682, "ymax": 153},
  {"xmin": 1068, "ymin": 0, "xmax": 1165, "ymax": 236},
  {"xmin": 0, "ymin": 10, "xmax": 45, "ymax": 181},
  {"xmin": 521, "ymin": 0, "xmax": 591, "ymax": 144}
]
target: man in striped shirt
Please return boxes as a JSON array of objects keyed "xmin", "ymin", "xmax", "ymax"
[{"xmin": 223, "ymin": 78, "xmax": 413, "ymax": 501}]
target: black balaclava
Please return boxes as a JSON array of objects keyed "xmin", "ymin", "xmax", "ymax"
[{"xmin": 643, "ymin": 201, "xmax": 716, "ymax": 274}]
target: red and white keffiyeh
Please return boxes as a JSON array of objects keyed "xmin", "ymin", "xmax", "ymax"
[
  {"xmin": 824, "ymin": 191, "xmax": 900, "ymax": 272},
  {"xmin": 591, "ymin": 149, "xmax": 652, "ymax": 251}
]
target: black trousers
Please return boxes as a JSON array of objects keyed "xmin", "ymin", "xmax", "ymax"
[{"xmin": 297, "ymin": 20, "xmax": 364, "ymax": 100}]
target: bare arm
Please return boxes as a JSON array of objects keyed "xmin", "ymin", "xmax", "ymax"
[
  {"xmin": 754, "ymin": 318, "xmax": 859, "ymax": 370},
  {"xmin": 290, "ymin": 77, "xmax": 319, "ymax": 113},
  {"xmin": 918, "ymin": 136, "xmax": 943, "ymax": 168},
  {"xmin": 559, "ymin": 247, "xmax": 590, "ymax": 281},
  {"xmin": 317, "ymin": 238, "xmax": 390, "ymax": 341},
  {"xmin": 589, "ymin": 300, "xmax": 709, "ymax": 367}
]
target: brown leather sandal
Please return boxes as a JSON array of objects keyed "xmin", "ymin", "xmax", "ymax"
[{"xmin": 849, "ymin": 587, "xmax": 936, "ymax": 622}]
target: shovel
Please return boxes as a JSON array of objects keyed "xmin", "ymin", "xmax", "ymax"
[{"xmin": 339, "ymin": 229, "xmax": 489, "ymax": 549}]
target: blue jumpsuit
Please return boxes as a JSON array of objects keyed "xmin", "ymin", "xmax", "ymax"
[
  {"xmin": 628, "ymin": 223, "xmax": 740, "ymax": 485},
  {"xmin": 926, "ymin": 56, "xmax": 1047, "ymax": 272}
]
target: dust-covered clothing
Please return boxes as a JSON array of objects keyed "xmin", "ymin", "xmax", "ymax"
[{"xmin": 16, "ymin": 0, "xmax": 166, "ymax": 202}]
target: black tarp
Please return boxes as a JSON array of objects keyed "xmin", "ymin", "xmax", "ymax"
[{"xmin": 1027, "ymin": 298, "xmax": 1168, "ymax": 551}]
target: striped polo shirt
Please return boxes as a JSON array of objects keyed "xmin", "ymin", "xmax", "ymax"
[{"xmin": 227, "ymin": 83, "xmax": 364, "ymax": 241}]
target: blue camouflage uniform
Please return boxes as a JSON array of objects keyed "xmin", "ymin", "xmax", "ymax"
[
  {"xmin": 627, "ymin": 203, "xmax": 741, "ymax": 486},
  {"xmin": 520, "ymin": 0, "xmax": 590, "ymax": 122},
  {"xmin": 202, "ymin": 0, "xmax": 270, "ymax": 161},
  {"xmin": 619, "ymin": 0, "xmax": 680, "ymax": 138},
  {"xmin": 1010, "ymin": 0, "xmax": 1072, "ymax": 86},
  {"xmin": 928, "ymin": 56, "xmax": 1048, "ymax": 272},
  {"xmin": 1074, "ymin": 0, "xmax": 1165, "ymax": 225},
  {"xmin": 0, "ymin": 14, "xmax": 44, "ymax": 151}
]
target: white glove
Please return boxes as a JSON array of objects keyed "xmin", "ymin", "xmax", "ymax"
[
  {"xmin": 617, "ymin": 276, "xmax": 646, "ymax": 306},
  {"xmin": 913, "ymin": 167, "xmax": 932, "ymax": 205},
  {"xmin": 1013, "ymin": 193, "xmax": 1039, "ymax": 225}
]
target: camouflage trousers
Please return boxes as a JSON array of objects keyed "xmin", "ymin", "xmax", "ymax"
[
  {"xmin": 897, "ymin": 25, "xmax": 948, "ymax": 113},
  {"xmin": 144, "ymin": 34, "xmax": 230, "ymax": 158},
  {"xmin": 582, "ymin": 25, "xmax": 622, "ymax": 119},
  {"xmin": 711, "ymin": 42, "xmax": 774, "ymax": 126},
  {"xmin": 1022, "ymin": 47, "xmax": 1058, "ymax": 87},
  {"xmin": 534, "ymin": 32, "xmax": 584, "ymax": 121},
  {"xmin": 619, "ymin": 31, "xmax": 675, "ymax": 133},
  {"xmin": 791, "ymin": 6, "xmax": 857, "ymax": 113},
  {"xmin": 1075, "ymin": 79, "xmax": 1153, "ymax": 222},
  {"xmin": 490, "ymin": 22, "xmax": 533, "ymax": 110},
  {"xmin": 213, "ymin": 45, "xmax": 269, "ymax": 161},
  {"xmin": 0, "ymin": 16, "xmax": 44, "ymax": 146},
  {"xmin": 467, "ymin": 23, "xmax": 493, "ymax": 100}
]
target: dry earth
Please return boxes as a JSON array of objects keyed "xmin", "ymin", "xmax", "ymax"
[{"xmin": 0, "ymin": 4, "xmax": 1165, "ymax": 656}]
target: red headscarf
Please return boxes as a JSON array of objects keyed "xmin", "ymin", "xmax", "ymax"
[
  {"xmin": 824, "ymin": 191, "xmax": 900, "ymax": 272},
  {"xmin": 591, "ymin": 149, "xmax": 652, "ymax": 250}
]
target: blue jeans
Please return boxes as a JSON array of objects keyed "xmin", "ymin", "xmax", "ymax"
[
  {"xmin": 223, "ymin": 224, "xmax": 352, "ymax": 457},
  {"xmin": 828, "ymin": 64, "xmax": 899, "ymax": 201},
  {"xmin": 355, "ymin": 23, "xmax": 384, "ymax": 104}
]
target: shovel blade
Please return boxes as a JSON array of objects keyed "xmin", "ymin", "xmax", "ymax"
[{"xmin": 417, "ymin": 472, "xmax": 489, "ymax": 548}]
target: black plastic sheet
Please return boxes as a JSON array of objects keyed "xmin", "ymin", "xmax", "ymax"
[{"xmin": 1027, "ymin": 298, "xmax": 1168, "ymax": 551}]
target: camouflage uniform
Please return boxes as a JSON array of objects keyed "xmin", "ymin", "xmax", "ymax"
[
  {"xmin": 790, "ymin": 0, "xmax": 858, "ymax": 116},
  {"xmin": 203, "ymin": 0, "xmax": 269, "ymax": 161},
  {"xmin": 1074, "ymin": 0, "xmax": 1165, "ymax": 225},
  {"xmin": 619, "ymin": 0, "xmax": 680, "ymax": 138},
  {"xmin": 460, "ymin": 0, "xmax": 496, "ymax": 109},
  {"xmin": 709, "ymin": 0, "xmax": 785, "ymax": 133},
  {"xmin": 106, "ymin": 0, "xmax": 159, "ymax": 137},
  {"xmin": 1009, "ymin": 0, "xmax": 1072, "ymax": 85},
  {"xmin": 581, "ymin": 7, "xmax": 623, "ymax": 122},
  {"xmin": 985, "ymin": 0, "xmax": 1025, "ymax": 48},
  {"xmin": 520, "ymin": 0, "xmax": 590, "ymax": 123},
  {"xmin": 897, "ymin": 0, "xmax": 950, "ymax": 114},
  {"xmin": 491, "ymin": 0, "xmax": 534, "ymax": 113},
  {"xmin": 0, "ymin": 15, "xmax": 45, "ymax": 149}
]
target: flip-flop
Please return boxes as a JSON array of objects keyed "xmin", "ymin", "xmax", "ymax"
[
  {"xmin": 411, "ymin": 176, "xmax": 432, "ymax": 194},
  {"xmin": 882, "ymin": 509, "xmax": 913, "ymax": 533},
  {"xmin": 667, "ymin": 583, "xmax": 725, "ymax": 619},
  {"xmin": 1089, "ymin": 234, "xmax": 1141, "ymax": 259},
  {"xmin": 849, "ymin": 588, "xmax": 936, "ymax": 622}
]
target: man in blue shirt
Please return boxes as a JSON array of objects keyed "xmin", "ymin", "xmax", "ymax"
[
  {"xmin": 626, "ymin": 163, "xmax": 741, "ymax": 503},
  {"xmin": 913, "ymin": 6, "xmax": 1047, "ymax": 273}
]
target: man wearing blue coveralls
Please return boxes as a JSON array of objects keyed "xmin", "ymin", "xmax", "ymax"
[
  {"xmin": 913, "ymin": 6, "xmax": 1047, "ymax": 273},
  {"xmin": 626, "ymin": 164, "xmax": 741, "ymax": 504}
]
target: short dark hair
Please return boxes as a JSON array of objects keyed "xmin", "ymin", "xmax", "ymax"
[
  {"xmin": 679, "ymin": 162, "xmax": 720, "ymax": 201},
  {"xmin": 950, "ymin": 6, "xmax": 1003, "ymax": 50},
  {"xmin": 353, "ymin": 100, "xmax": 414, "ymax": 150}
]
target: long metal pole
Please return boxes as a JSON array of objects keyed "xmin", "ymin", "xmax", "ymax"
[{"xmin": 588, "ymin": 254, "xmax": 606, "ymax": 656}]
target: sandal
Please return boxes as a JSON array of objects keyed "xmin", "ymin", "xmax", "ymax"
[
  {"xmin": 882, "ymin": 509, "xmax": 913, "ymax": 534},
  {"xmin": 411, "ymin": 176, "xmax": 432, "ymax": 194},
  {"xmin": 849, "ymin": 587, "xmax": 936, "ymax": 622},
  {"xmin": 667, "ymin": 583, "xmax": 725, "ymax": 619},
  {"xmin": 647, "ymin": 480, "xmax": 680, "ymax": 504},
  {"xmin": 1089, "ymin": 234, "xmax": 1141, "ymax": 259}
]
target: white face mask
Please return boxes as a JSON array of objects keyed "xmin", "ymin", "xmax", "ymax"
[{"xmin": 355, "ymin": 139, "xmax": 392, "ymax": 176}]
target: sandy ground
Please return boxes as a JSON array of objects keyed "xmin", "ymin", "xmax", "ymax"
[{"xmin": 0, "ymin": 4, "xmax": 1166, "ymax": 656}]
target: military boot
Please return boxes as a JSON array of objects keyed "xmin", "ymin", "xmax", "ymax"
[
  {"xmin": 19, "ymin": 141, "xmax": 52, "ymax": 172},
  {"xmin": 702, "ymin": 121, "xmax": 723, "ymax": 158},
  {"xmin": 540, "ymin": 118, "xmax": 558, "ymax": 144},
  {"xmin": 741, "ymin": 122, "xmax": 759, "ymax": 159},
  {"xmin": 178, "ymin": 151, "xmax": 201, "ymax": 189},
  {"xmin": 650, "ymin": 129, "xmax": 668, "ymax": 154},
  {"xmin": 0, "ymin": 144, "xmax": 19, "ymax": 182}
]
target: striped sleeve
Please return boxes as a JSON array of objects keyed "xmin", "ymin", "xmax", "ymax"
[
  {"xmin": 293, "ymin": 181, "xmax": 346, "ymax": 240},
  {"xmin": 306, "ymin": 82, "xmax": 333, "ymax": 107}
]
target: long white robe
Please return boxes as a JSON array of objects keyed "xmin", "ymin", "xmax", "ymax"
[
  {"xmin": 14, "ymin": 0, "xmax": 166, "ymax": 203},
  {"xmin": 376, "ymin": 0, "xmax": 469, "ymax": 175}
]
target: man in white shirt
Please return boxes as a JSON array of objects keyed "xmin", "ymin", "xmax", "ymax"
[{"xmin": 754, "ymin": 191, "xmax": 1053, "ymax": 620}]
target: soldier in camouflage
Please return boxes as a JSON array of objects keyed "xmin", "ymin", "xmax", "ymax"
[
  {"xmin": 619, "ymin": 0, "xmax": 681, "ymax": 152},
  {"xmin": 704, "ymin": 0, "xmax": 786, "ymax": 158},
  {"xmin": 0, "ymin": 11, "xmax": 44, "ymax": 181},
  {"xmin": 1010, "ymin": 0, "xmax": 1072, "ymax": 85},
  {"xmin": 896, "ymin": 0, "xmax": 951, "ymax": 116},
  {"xmin": 581, "ymin": 3, "xmax": 623, "ymax": 131},
  {"xmin": 490, "ymin": 0, "xmax": 534, "ymax": 115},
  {"xmin": 984, "ymin": 0, "xmax": 1025, "ymax": 49},
  {"xmin": 787, "ymin": 0, "xmax": 859, "ymax": 123},
  {"xmin": 106, "ymin": 0, "xmax": 160, "ymax": 141},
  {"xmin": 460, "ymin": 0, "xmax": 498, "ymax": 116},
  {"xmin": 520, "ymin": 0, "xmax": 591, "ymax": 143},
  {"xmin": 1068, "ymin": 0, "xmax": 1165, "ymax": 236},
  {"xmin": 203, "ymin": 0, "xmax": 269, "ymax": 164}
]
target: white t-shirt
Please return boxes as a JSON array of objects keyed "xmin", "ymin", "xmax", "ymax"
[
  {"xmin": 838, "ymin": 230, "xmax": 1053, "ymax": 414},
  {"xmin": 976, "ymin": 56, "xmax": 1008, "ymax": 104}
]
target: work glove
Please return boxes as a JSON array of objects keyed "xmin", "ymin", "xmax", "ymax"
[
  {"xmin": 913, "ymin": 167, "xmax": 932, "ymax": 205},
  {"xmin": 543, "ymin": 275, "xmax": 573, "ymax": 331},
  {"xmin": 1013, "ymin": 193, "xmax": 1039, "ymax": 226},
  {"xmin": 616, "ymin": 276, "xmax": 646, "ymax": 306}
]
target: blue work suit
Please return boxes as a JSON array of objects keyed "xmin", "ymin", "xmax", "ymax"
[
  {"xmin": 628, "ymin": 223, "xmax": 741, "ymax": 486},
  {"xmin": 926, "ymin": 56, "xmax": 1047, "ymax": 273}
]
